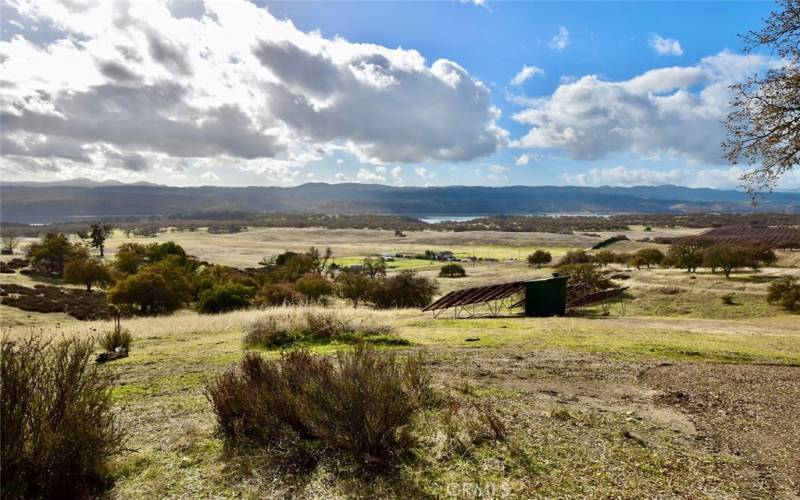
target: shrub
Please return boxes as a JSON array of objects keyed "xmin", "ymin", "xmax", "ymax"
[
  {"xmin": 244, "ymin": 316, "xmax": 295, "ymax": 348},
  {"xmin": 206, "ymin": 343, "xmax": 432, "ymax": 466},
  {"xmin": 294, "ymin": 274, "xmax": 335, "ymax": 303},
  {"xmin": 557, "ymin": 249, "xmax": 591, "ymax": 267},
  {"xmin": 613, "ymin": 252, "xmax": 633, "ymax": 265},
  {"xmin": 592, "ymin": 250, "xmax": 616, "ymax": 267},
  {"xmin": 1, "ymin": 336, "xmax": 126, "ymax": 498},
  {"xmin": 721, "ymin": 293, "xmax": 736, "ymax": 305},
  {"xmin": 197, "ymin": 283, "xmax": 254, "ymax": 314},
  {"xmin": 527, "ymin": 250, "xmax": 552, "ymax": 268},
  {"xmin": 98, "ymin": 324, "xmax": 133, "ymax": 353},
  {"xmin": 369, "ymin": 270, "xmax": 438, "ymax": 309},
  {"xmin": 767, "ymin": 275, "xmax": 800, "ymax": 311},
  {"xmin": 244, "ymin": 311, "xmax": 399, "ymax": 349},
  {"xmin": 255, "ymin": 282, "xmax": 303, "ymax": 306},
  {"xmin": 439, "ymin": 263, "xmax": 467, "ymax": 277},
  {"xmin": 560, "ymin": 264, "xmax": 613, "ymax": 292},
  {"xmin": 0, "ymin": 283, "xmax": 112, "ymax": 320},
  {"xmin": 335, "ymin": 270, "xmax": 374, "ymax": 308}
]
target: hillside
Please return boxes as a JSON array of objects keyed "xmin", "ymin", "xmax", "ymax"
[{"xmin": 1, "ymin": 182, "xmax": 800, "ymax": 223}]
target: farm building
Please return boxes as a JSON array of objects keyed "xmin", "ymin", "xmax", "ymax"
[{"xmin": 423, "ymin": 274, "xmax": 628, "ymax": 318}]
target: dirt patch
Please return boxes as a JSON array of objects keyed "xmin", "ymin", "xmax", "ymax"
[
  {"xmin": 426, "ymin": 349, "xmax": 697, "ymax": 436},
  {"xmin": 640, "ymin": 363, "xmax": 800, "ymax": 496}
]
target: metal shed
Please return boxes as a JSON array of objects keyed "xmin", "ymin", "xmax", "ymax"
[{"xmin": 524, "ymin": 275, "xmax": 569, "ymax": 317}]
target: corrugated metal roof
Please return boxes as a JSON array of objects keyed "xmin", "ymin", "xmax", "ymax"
[
  {"xmin": 422, "ymin": 280, "xmax": 530, "ymax": 311},
  {"xmin": 566, "ymin": 287, "xmax": 629, "ymax": 308}
]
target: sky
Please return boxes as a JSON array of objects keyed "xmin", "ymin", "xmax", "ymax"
[{"xmin": 1, "ymin": 0, "xmax": 796, "ymax": 190}]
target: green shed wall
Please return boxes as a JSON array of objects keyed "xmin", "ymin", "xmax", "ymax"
[{"xmin": 524, "ymin": 276, "xmax": 568, "ymax": 317}]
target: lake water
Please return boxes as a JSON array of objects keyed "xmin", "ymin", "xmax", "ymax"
[{"xmin": 418, "ymin": 216, "xmax": 483, "ymax": 224}]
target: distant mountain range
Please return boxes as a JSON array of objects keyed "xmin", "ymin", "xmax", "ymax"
[{"xmin": 1, "ymin": 180, "xmax": 799, "ymax": 224}]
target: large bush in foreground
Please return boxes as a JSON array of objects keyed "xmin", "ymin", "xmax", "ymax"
[
  {"xmin": 1, "ymin": 336, "xmax": 126, "ymax": 499},
  {"xmin": 206, "ymin": 343, "xmax": 431, "ymax": 466}
]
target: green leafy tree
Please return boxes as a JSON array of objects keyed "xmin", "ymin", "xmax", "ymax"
[
  {"xmin": 748, "ymin": 245, "xmax": 778, "ymax": 268},
  {"xmin": 335, "ymin": 269, "xmax": 374, "ymax": 308},
  {"xmin": 666, "ymin": 238, "xmax": 708, "ymax": 273},
  {"xmin": 702, "ymin": 244, "xmax": 754, "ymax": 278},
  {"xmin": 527, "ymin": 250, "xmax": 553, "ymax": 268},
  {"xmin": 64, "ymin": 256, "xmax": 113, "ymax": 292},
  {"xmin": 27, "ymin": 233, "xmax": 81, "ymax": 278},
  {"xmin": 294, "ymin": 273, "xmax": 335, "ymax": 303},
  {"xmin": 632, "ymin": 248, "xmax": 665, "ymax": 269},
  {"xmin": 89, "ymin": 223, "xmax": 113, "ymax": 257},
  {"xmin": 113, "ymin": 243, "xmax": 147, "ymax": 275},
  {"xmin": 592, "ymin": 250, "xmax": 616, "ymax": 268},
  {"xmin": 362, "ymin": 257, "xmax": 388, "ymax": 278},
  {"xmin": 108, "ymin": 259, "xmax": 193, "ymax": 315}
]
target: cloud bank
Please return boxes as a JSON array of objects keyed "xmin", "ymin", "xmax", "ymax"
[{"xmin": 0, "ymin": 0, "xmax": 507, "ymax": 182}]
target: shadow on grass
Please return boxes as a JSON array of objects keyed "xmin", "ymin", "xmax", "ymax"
[
  {"xmin": 729, "ymin": 274, "xmax": 781, "ymax": 284},
  {"xmin": 216, "ymin": 438, "xmax": 432, "ymax": 498}
]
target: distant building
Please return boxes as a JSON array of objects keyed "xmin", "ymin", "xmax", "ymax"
[{"xmin": 436, "ymin": 251, "xmax": 455, "ymax": 261}]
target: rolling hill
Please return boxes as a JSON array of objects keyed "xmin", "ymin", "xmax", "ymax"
[{"xmin": 1, "ymin": 181, "xmax": 799, "ymax": 224}]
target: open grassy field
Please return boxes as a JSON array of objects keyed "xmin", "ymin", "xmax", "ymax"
[{"xmin": 2, "ymin": 225, "xmax": 799, "ymax": 498}]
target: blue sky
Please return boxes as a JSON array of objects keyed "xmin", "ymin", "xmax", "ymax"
[{"xmin": 1, "ymin": 0, "xmax": 793, "ymax": 189}]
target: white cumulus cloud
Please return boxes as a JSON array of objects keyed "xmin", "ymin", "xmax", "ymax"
[
  {"xmin": 356, "ymin": 167, "xmax": 386, "ymax": 183},
  {"xmin": 548, "ymin": 27, "xmax": 570, "ymax": 52},
  {"xmin": 513, "ymin": 51, "xmax": 778, "ymax": 165},
  {"xmin": 510, "ymin": 65, "xmax": 544, "ymax": 86},
  {"xmin": 201, "ymin": 170, "xmax": 221, "ymax": 181},
  {"xmin": 649, "ymin": 34, "xmax": 683, "ymax": 56}
]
